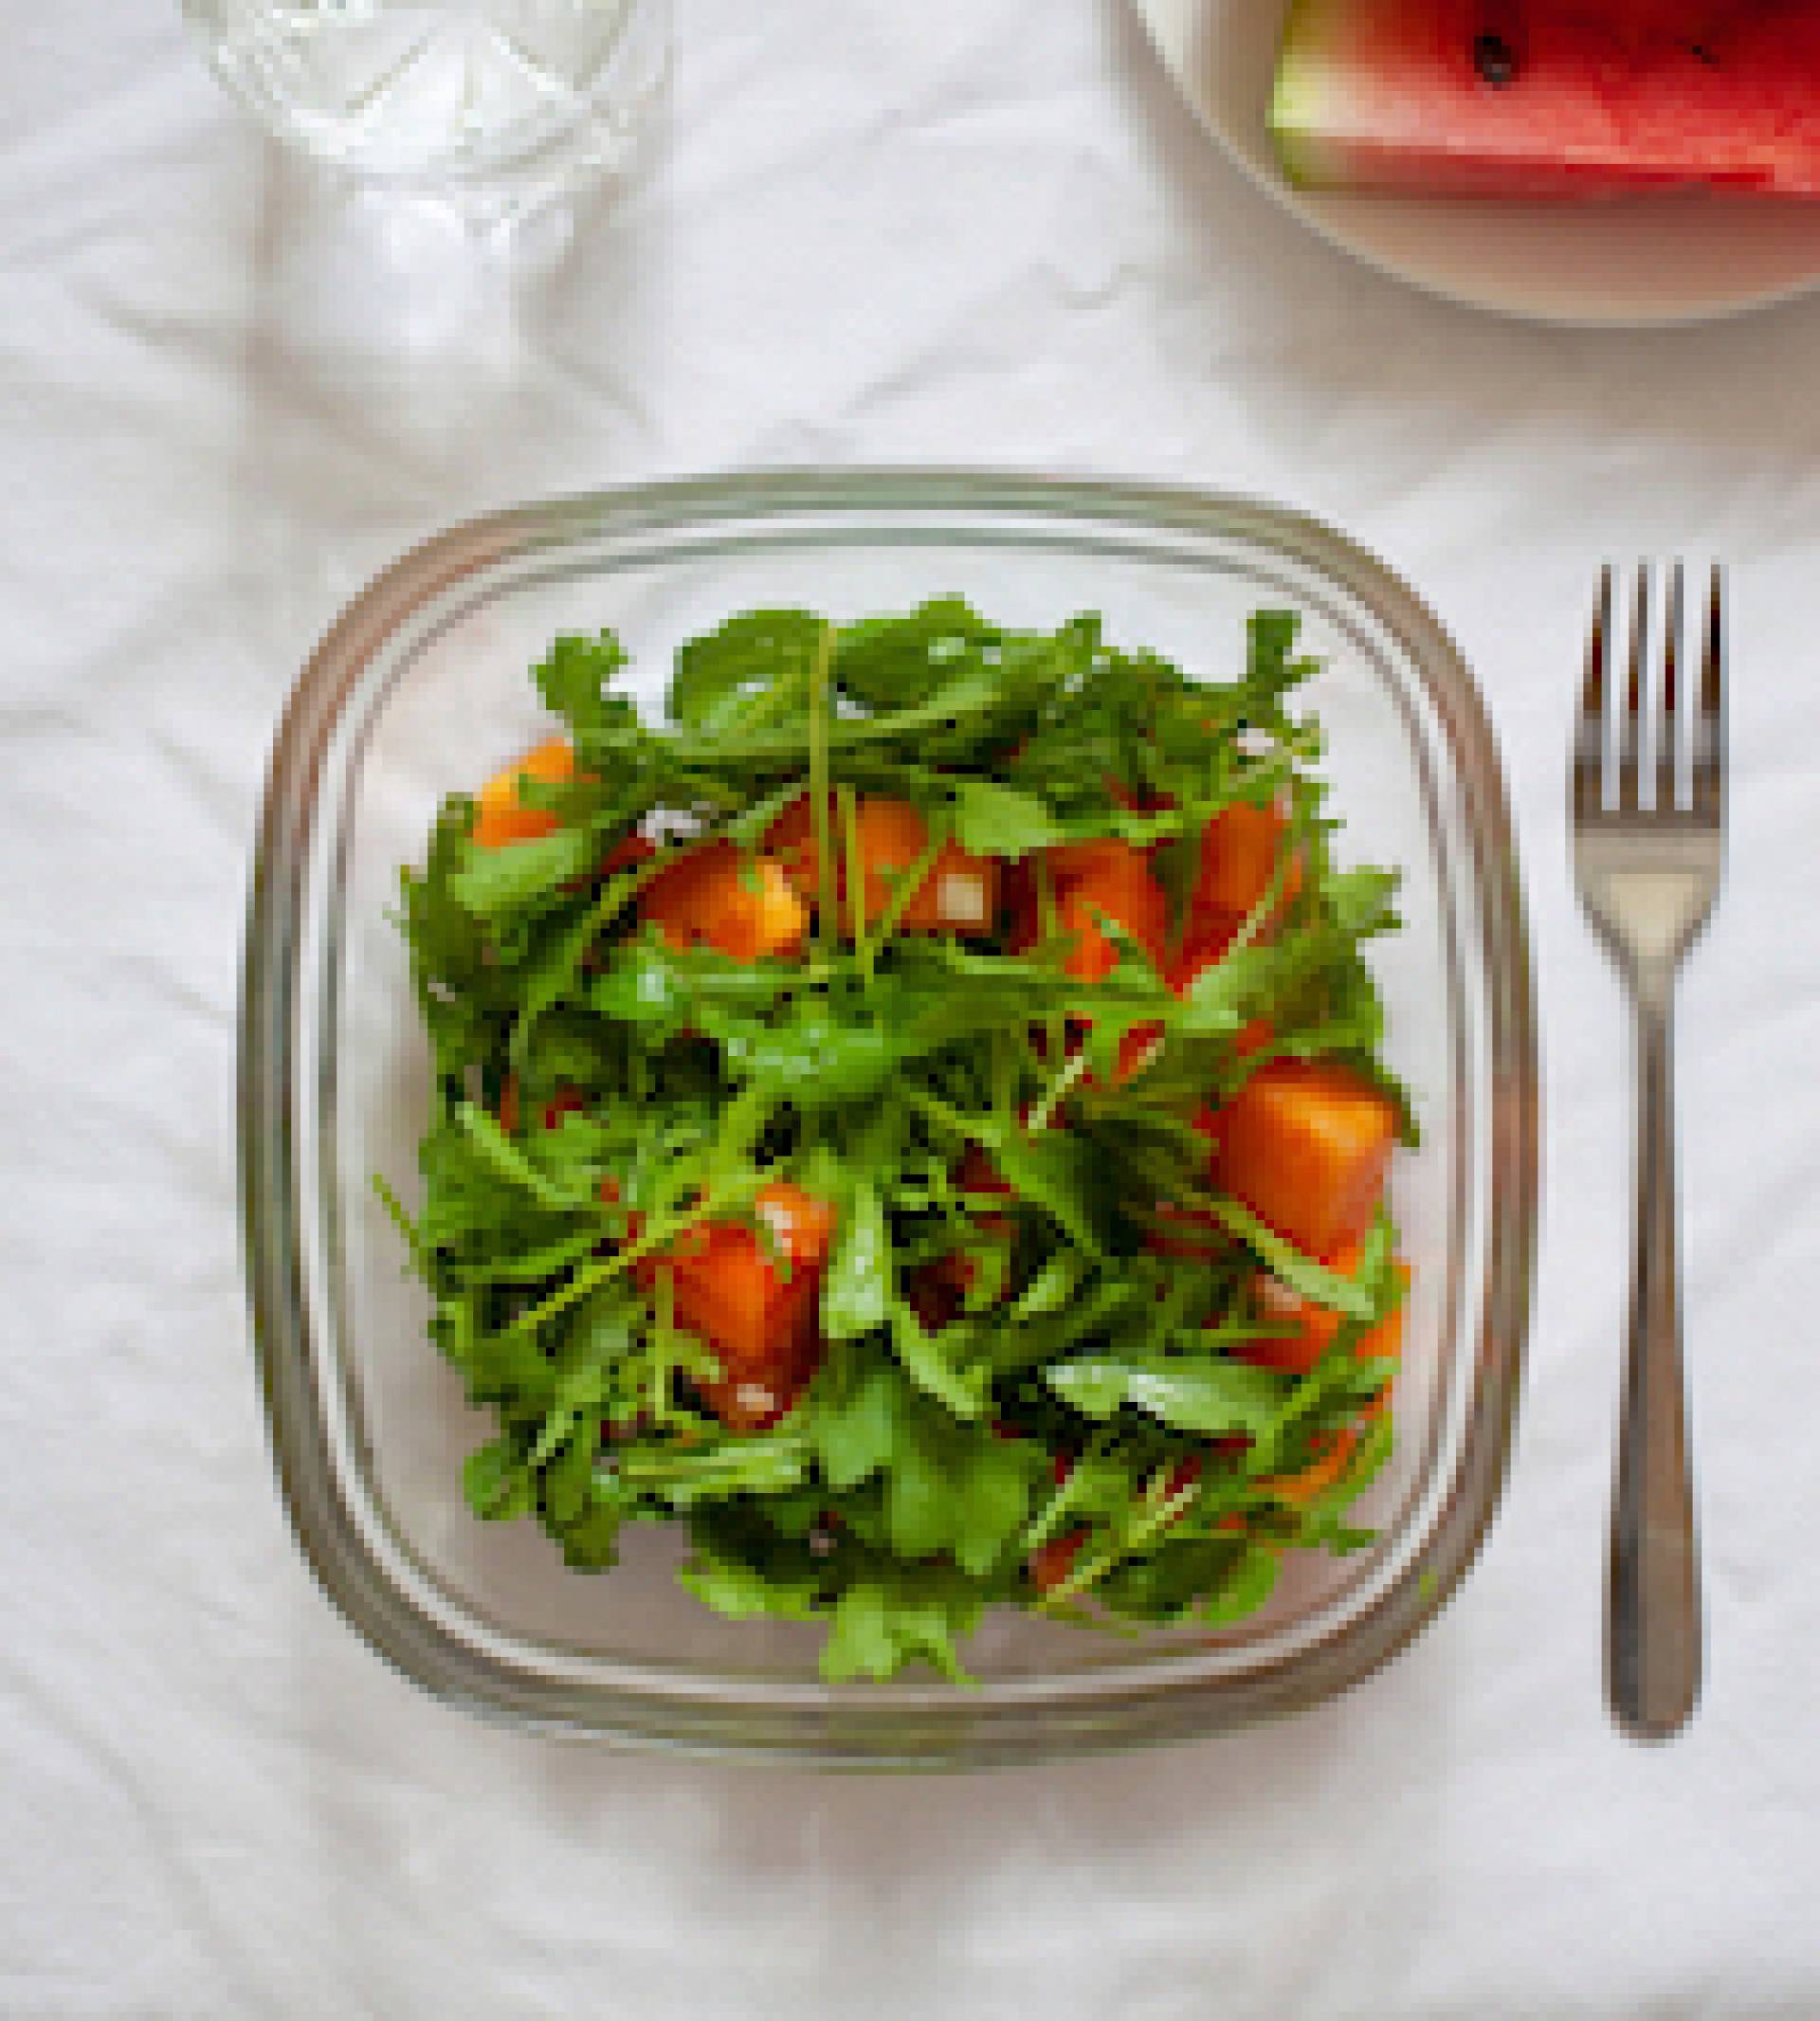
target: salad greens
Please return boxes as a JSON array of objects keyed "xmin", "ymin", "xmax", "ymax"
[{"xmin": 382, "ymin": 600, "xmax": 1411, "ymax": 1684}]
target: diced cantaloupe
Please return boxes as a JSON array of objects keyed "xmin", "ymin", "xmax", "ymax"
[
  {"xmin": 635, "ymin": 1181, "xmax": 835, "ymax": 1429},
  {"xmin": 1210, "ymin": 1059, "xmax": 1397, "ymax": 1260},
  {"xmin": 636, "ymin": 842, "xmax": 808, "ymax": 962},
  {"xmin": 1193, "ymin": 801, "xmax": 1303, "ymax": 924},
  {"xmin": 1017, "ymin": 839, "xmax": 1169, "ymax": 982},
  {"xmin": 471, "ymin": 737, "xmax": 576, "ymax": 848},
  {"xmin": 765, "ymin": 793, "xmax": 999, "ymax": 934}
]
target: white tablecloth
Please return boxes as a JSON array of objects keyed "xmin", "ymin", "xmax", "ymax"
[{"xmin": 6, "ymin": 4, "xmax": 1819, "ymax": 2013}]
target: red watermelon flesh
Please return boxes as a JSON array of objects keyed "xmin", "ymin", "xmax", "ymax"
[{"xmin": 1271, "ymin": 2, "xmax": 1820, "ymax": 198}]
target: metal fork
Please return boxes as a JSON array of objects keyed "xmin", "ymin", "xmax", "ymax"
[{"xmin": 1574, "ymin": 562, "xmax": 1725, "ymax": 1742}]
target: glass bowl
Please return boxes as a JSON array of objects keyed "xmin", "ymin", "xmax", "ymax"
[{"xmin": 241, "ymin": 470, "xmax": 1536, "ymax": 1766}]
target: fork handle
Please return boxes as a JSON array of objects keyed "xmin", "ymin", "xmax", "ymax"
[{"xmin": 1607, "ymin": 985, "xmax": 1702, "ymax": 1740}]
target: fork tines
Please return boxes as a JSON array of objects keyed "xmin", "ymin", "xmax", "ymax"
[{"xmin": 1576, "ymin": 562, "xmax": 1725, "ymax": 824}]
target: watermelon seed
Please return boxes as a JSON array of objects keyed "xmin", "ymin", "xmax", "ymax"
[{"xmin": 1472, "ymin": 31, "xmax": 1519, "ymax": 86}]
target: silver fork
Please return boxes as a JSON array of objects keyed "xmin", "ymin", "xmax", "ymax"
[{"xmin": 1573, "ymin": 562, "xmax": 1725, "ymax": 1742}]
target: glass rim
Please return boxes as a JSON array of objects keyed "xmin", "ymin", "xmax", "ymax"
[{"xmin": 240, "ymin": 468, "xmax": 1538, "ymax": 1766}]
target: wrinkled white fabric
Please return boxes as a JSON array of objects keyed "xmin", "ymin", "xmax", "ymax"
[{"xmin": 4, "ymin": 3, "xmax": 1819, "ymax": 2014}]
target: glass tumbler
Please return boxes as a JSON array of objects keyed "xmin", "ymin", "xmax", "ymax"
[{"xmin": 182, "ymin": 0, "xmax": 668, "ymax": 222}]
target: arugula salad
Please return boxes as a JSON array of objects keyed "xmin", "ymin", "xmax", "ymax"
[{"xmin": 381, "ymin": 601, "xmax": 1413, "ymax": 1684}]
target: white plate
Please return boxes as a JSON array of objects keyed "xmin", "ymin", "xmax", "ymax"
[{"xmin": 1133, "ymin": 0, "xmax": 1820, "ymax": 326}]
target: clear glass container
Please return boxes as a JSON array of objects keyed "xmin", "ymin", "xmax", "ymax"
[
  {"xmin": 241, "ymin": 471, "xmax": 1536, "ymax": 1765},
  {"xmin": 183, "ymin": 0, "xmax": 668, "ymax": 223}
]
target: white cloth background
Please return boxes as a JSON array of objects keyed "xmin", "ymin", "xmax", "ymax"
[{"xmin": 5, "ymin": 3, "xmax": 1819, "ymax": 2014}]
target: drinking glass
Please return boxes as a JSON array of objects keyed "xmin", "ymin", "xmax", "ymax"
[{"xmin": 183, "ymin": 0, "xmax": 668, "ymax": 224}]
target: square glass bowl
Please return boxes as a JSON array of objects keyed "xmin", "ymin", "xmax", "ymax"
[{"xmin": 241, "ymin": 470, "xmax": 1535, "ymax": 1766}]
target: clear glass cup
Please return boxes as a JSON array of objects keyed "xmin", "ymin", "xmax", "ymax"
[
  {"xmin": 183, "ymin": 0, "xmax": 668, "ymax": 224},
  {"xmin": 241, "ymin": 471, "xmax": 1537, "ymax": 1766}
]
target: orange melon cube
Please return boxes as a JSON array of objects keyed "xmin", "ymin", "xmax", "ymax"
[
  {"xmin": 635, "ymin": 1182, "xmax": 835, "ymax": 1429},
  {"xmin": 1210, "ymin": 1060, "xmax": 1397, "ymax": 1261},
  {"xmin": 864, "ymin": 799, "xmax": 1000, "ymax": 934},
  {"xmin": 472, "ymin": 737, "xmax": 577, "ymax": 848},
  {"xmin": 1194, "ymin": 801, "xmax": 1301, "ymax": 920},
  {"xmin": 637, "ymin": 842, "xmax": 808, "ymax": 962},
  {"xmin": 1044, "ymin": 840, "xmax": 1169, "ymax": 981},
  {"xmin": 765, "ymin": 793, "xmax": 999, "ymax": 935}
]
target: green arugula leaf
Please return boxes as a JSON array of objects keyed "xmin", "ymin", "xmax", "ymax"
[
  {"xmin": 811, "ymin": 1356, "xmax": 904, "ymax": 1491},
  {"xmin": 669, "ymin": 609, "xmax": 826, "ymax": 735},
  {"xmin": 463, "ymin": 1438, "xmax": 535, "ymax": 1521},
  {"xmin": 883, "ymin": 1413, "xmax": 952, "ymax": 1561},
  {"xmin": 971, "ymin": 1121, "xmax": 1106, "ymax": 1259},
  {"xmin": 821, "ymin": 1581, "xmax": 901, "ymax": 1681},
  {"xmin": 1046, "ymin": 1352, "xmax": 1288, "ymax": 1443},
  {"xmin": 556, "ymin": 1490, "xmax": 626, "ymax": 1570},
  {"xmin": 888, "ymin": 1299, "xmax": 988, "ymax": 1419},
  {"xmin": 1012, "ymin": 1252, "xmax": 1082, "ymax": 1320},
  {"xmin": 823, "ymin": 1172, "xmax": 892, "ymax": 1341},
  {"xmin": 679, "ymin": 1546, "xmax": 821, "ymax": 1623},
  {"xmin": 449, "ymin": 826, "xmax": 596, "ymax": 919},
  {"xmin": 950, "ymin": 778, "xmax": 1063, "ymax": 859},
  {"xmin": 534, "ymin": 629, "xmax": 629, "ymax": 736},
  {"xmin": 715, "ymin": 1001, "xmax": 908, "ymax": 1107},
  {"xmin": 818, "ymin": 1561, "xmax": 983, "ymax": 1684},
  {"xmin": 834, "ymin": 598, "xmax": 999, "ymax": 711},
  {"xmin": 454, "ymin": 1101, "xmax": 588, "ymax": 1211},
  {"xmin": 1196, "ymin": 1540, "xmax": 1281, "ymax": 1626},
  {"xmin": 946, "ymin": 1434, "xmax": 1039, "ymax": 1576},
  {"xmin": 1206, "ymin": 1196, "xmax": 1376, "ymax": 1320}
]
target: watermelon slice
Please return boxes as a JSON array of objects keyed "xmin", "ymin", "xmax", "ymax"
[{"xmin": 1271, "ymin": 2, "xmax": 1820, "ymax": 198}]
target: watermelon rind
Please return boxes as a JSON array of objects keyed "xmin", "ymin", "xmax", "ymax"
[{"xmin": 1268, "ymin": 0, "xmax": 1350, "ymax": 190}]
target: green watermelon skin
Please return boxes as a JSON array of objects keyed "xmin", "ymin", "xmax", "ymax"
[{"xmin": 1271, "ymin": 1, "xmax": 1820, "ymax": 198}]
